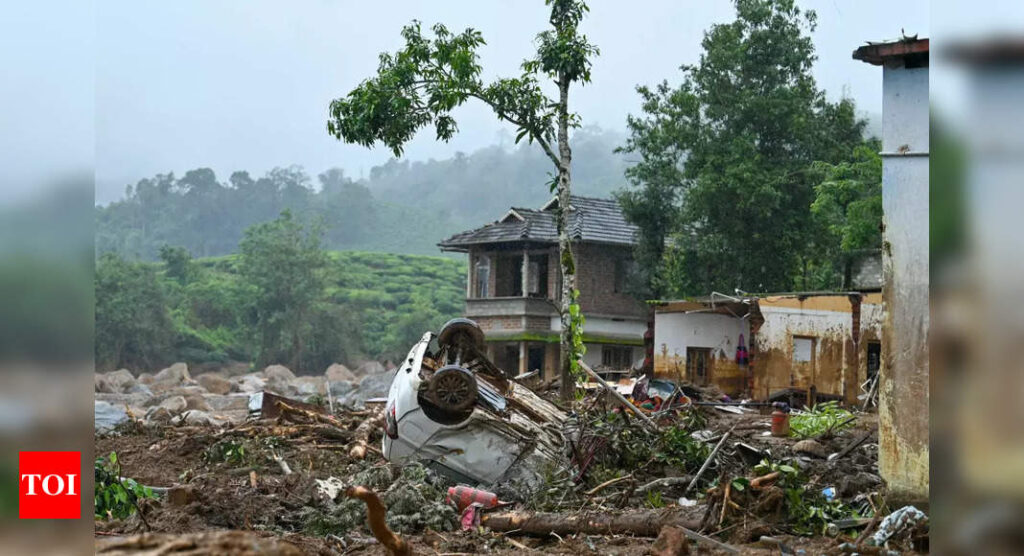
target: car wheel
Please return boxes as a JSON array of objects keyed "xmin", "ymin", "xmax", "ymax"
[
  {"xmin": 428, "ymin": 365, "xmax": 478, "ymax": 412},
  {"xmin": 437, "ymin": 318, "xmax": 485, "ymax": 351}
]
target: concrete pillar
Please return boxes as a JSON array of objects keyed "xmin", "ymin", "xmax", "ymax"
[
  {"xmin": 521, "ymin": 248, "xmax": 529, "ymax": 297},
  {"xmin": 519, "ymin": 341, "xmax": 528, "ymax": 375}
]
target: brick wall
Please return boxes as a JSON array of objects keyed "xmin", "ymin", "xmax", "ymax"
[
  {"xmin": 475, "ymin": 316, "xmax": 524, "ymax": 332},
  {"xmin": 574, "ymin": 243, "xmax": 648, "ymax": 318}
]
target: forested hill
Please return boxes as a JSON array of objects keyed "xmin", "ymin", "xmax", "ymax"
[{"xmin": 96, "ymin": 126, "xmax": 629, "ymax": 260}]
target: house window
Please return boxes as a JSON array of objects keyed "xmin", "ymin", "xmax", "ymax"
[
  {"xmin": 614, "ymin": 257, "xmax": 637, "ymax": 293},
  {"xmin": 793, "ymin": 336, "xmax": 816, "ymax": 363},
  {"xmin": 601, "ymin": 346, "xmax": 633, "ymax": 369},
  {"xmin": 475, "ymin": 256, "xmax": 490, "ymax": 298},
  {"xmin": 686, "ymin": 347, "xmax": 711, "ymax": 385}
]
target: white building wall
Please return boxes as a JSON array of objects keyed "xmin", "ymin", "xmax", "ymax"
[{"xmin": 653, "ymin": 312, "xmax": 748, "ymax": 373}]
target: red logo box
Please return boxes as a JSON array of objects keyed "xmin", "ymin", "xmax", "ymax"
[{"xmin": 19, "ymin": 451, "xmax": 81, "ymax": 519}]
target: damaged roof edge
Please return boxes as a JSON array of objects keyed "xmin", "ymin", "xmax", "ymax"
[{"xmin": 853, "ymin": 37, "xmax": 929, "ymax": 65}]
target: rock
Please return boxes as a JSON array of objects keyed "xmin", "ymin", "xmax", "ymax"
[
  {"xmin": 197, "ymin": 374, "xmax": 231, "ymax": 395},
  {"xmin": 293, "ymin": 376, "xmax": 327, "ymax": 398},
  {"xmin": 97, "ymin": 369, "xmax": 138, "ymax": 394},
  {"xmin": 839, "ymin": 471, "xmax": 883, "ymax": 497},
  {"xmin": 95, "ymin": 400, "xmax": 128, "ymax": 431},
  {"xmin": 354, "ymin": 360, "xmax": 385, "ymax": 378},
  {"xmin": 167, "ymin": 485, "xmax": 198, "ymax": 506},
  {"xmin": 264, "ymin": 365, "xmax": 296, "ymax": 383},
  {"xmin": 325, "ymin": 363, "xmax": 356, "ymax": 383},
  {"xmin": 203, "ymin": 394, "xmax": 250, "ymax": 412},
  {"xmin": 183, "ymin": 394, "xmax": 212, "ymax": 412},
  {"xmin": 354, "ymin": 369, "xmax": 395, "ymax": 399},
  {"xmin": 329, "ymin": 380, "xmax": 356, "ymax": 399},
  {"xmin": 793, "ymin": 439, "xmax": 829, "ymax": 458},
  {"xmin": 158, "ymin": 395, "xmax": 188, "ymax": 414},
  {"xmin": 126, "ymin": 383, "xmax": 153, "ymax": 397},
  {"xmin": 144, "ymin": 406, "xmax": 173, "ymax": 424},
  {"xmin": 232, "ymin": 374, "xmax": 266, "ymax": 394},
  {"xmin": 180, "ymin": 410, "xmax": 224, "ymax": 427},
  {"xmin": 651, "ymin": 525, "xmax": 689, "ymax": 556},
  {"xmin": 153, "ymin": 362, "xmax": 192, "ymax": 384},
  {"xmin": 137, "ymin": 372, "xmax": 155, "ymax": 385}
]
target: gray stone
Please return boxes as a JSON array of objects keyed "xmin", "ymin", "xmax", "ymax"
[
  {"xmin": 356, "ymin": 369, "xmax": 395, "ymax": 398},
  {"xmin": 325, "ymin": 363, "xmax": 356, "ymax": 383},
  {"xmin": 294, "ymin": 376, "xmax": 327, "ymax": 398},
  {"xmin": 197, "ymin": 373, "xmax": 231, "ymax": 395},
  {"xmin": 329, "ymin": 380, "xmax": 356, "ymax": 399},
  {"xmin": 180, "ymin": 409, "xmax": 224, "ymax": 427},
  {"xmin": 231, "ymin": 374, "xmax": 266, "ymax": 393},
  {"xmin": 354, "ymin": 360, "xmax": 385, "ymax": 378},
  {"xmin": 95, "ymin": 400, "xmax": 128, "ymax": 431},
  {"xmin": 264, "ymin": 365, "xmax": 295, "ymax": 382},
  {"xmin": 839, "ymin": 471, "xmax": 883, "ymax": 497},
  {"xmin": 137, "ymin": 372, "xmax": 155, "ymax": 385},
  {"xmin": 97, "ymin": 369, "xmax": 138, "ymax": 394},
  {"xmin": 144, "ymin": 406, "xmax": 173, "ymax": 424},
  {"xmin": 159, "ymin": 395, "xmax": 187, "ymax": 414},
  {"xmin": 153, "ymin": 362, "xmax": 192, "ymax": 384}
]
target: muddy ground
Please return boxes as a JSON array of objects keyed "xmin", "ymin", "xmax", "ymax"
[{"xmin": 94, "ymin": 397, "xmax": 922, "ymax": 555}]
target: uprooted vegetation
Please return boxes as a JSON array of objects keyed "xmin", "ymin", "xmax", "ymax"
[{"xmin": 95, "ymin": 383, "xmax": 924, "ymax": 555}]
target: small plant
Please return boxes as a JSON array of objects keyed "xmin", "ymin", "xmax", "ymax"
[
  {"xmin": 94, "ymin": 451, "xmax": 156, "ymax": 521},
  {"xmin": 645, "ymin": 490, "xmax": 665, "ymax": 508},
  {"xmin": 789, "ymin": 401, "xmax": 854, "ymax": 439},
  {"xmin": 753, "ymin": 459, "xmax": 860, "ymax": 535},
  {"xmin": 203, "ymin": 439, "xmax": 248, "ymax": 466}
]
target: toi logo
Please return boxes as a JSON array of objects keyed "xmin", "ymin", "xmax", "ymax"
[{"xmin": 19, "ymin": 451, "xmax": 81, "ymax": 519}]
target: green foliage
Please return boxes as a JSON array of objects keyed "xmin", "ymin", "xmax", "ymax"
[
  {"xmin": 618, "ymin": 0, "xmax": 868, "ymax": 296},
  {"xmin": 587, "ymin": 413, "xmax": 710, "ymax": 477},
  {"xmin": 789, "ymin": 401, "xmax": 854, "ymax": 439},
  {"xmin": 753, "ymin": 458, "xmax": 860, "ymax": 535},
  {"xmin": 94, "ymin": 452, "xmax": 156, "ymax": 521},
  {"xmin": 203, "ymin": 439, "xmax": 248, "ymax": 466},
  {"xmin": 567, "ymin": 289, "xmax": 587, "ymax": 392},
  {"xmin": 94, "ymin": 245, "xmax": 466, "ymax": 372},
  {"xmin": 95, "ymin": 252, "xmax": 174, "ymax": 370},
  {"xmin": 159, "ymin": 245, "xmax": 194, "ymax": 284},
  {"xmin": 239, "ymin": 211, "xmax": 328, "ymax": 370}
]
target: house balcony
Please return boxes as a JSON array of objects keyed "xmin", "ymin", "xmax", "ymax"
[{"xmin": 464, "ymin": 296, "xmax": 559, "ymax": 319}]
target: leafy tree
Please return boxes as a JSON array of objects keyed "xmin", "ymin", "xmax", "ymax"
[
  {"xmin": 326, "ymin": 0, "xmax": 598, "ymax": 398},
  {"xmin": 238, "ymin": 210, "xmax": 327, "ymax": 372},
  {"xmin": 800, "ymin": 140, "xmax": 882, "ymax": 289},
  {"xmin": 619, "ymin": 0, "xmax": 866, "ymax": 296},
  {"xmin": 95, "ymin": 253, "xmax": 173, "ymax": 370},
  {"xmin": 158, "ymin": 245, "xmax": 194, "ymax": 284}
]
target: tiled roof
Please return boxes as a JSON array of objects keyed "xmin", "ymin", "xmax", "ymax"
[{"xmin": 439, "ymin": 196, "xmax": 638, "ymax": 249}]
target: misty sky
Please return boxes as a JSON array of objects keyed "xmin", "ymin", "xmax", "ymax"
[{"xmin": 89, "ymin": 1, "xmax": 928, "ymax": 204}]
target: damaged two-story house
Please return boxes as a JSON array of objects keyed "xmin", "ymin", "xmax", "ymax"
[{"xmin": 439, "ymin": 196, "xmax": 648, "ymax": 379}]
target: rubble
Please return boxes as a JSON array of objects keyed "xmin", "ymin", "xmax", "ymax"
[{"xmin": 93, "ymin": 321, "xmax": 923, "ymax": 554}]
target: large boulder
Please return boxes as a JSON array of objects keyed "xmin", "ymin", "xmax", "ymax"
[
  {"xmin": 354, "ymin": 360, "xmax": 386, "ymax": 378},
  {"xmin": 197, "ymin": 374, "xmax": 231, "ymax": 395},
  {"xmin": 178, "ymin": 409, "xmax": 225, "ymax": 427},
  {"xmin": 340, "ymin": 369, "xmax": 396, "ymax": 407},
  {"xmin": 325, "ymin": 363, "xmax": 356, "ymax": 383},
  {"xmin": 293, "ymin": 376, "xmax": 327, "ymax": 399},
  {"xmin": 137, "ymin": 372, "xmax": 155, "ymax": 385},
  {"xmin": 159, "ymin": 395, "xmax": 188, "ymax": 414},
  {"xmin": 329, "ymin": 380, "xmax": 356, "ymax": 399},
  {"xmin": 95, "ymin": 400, "xmax": 128, "ymax": 431},
  {"xmin": 231, "ymin": 373, "xmax": 266, "ymax": 394},
  {"xmin": 264, "ymin": 365, "xmax": 297, "ymax": 396},
  {"xmin": 154, "ymin": 362, "xmax": 192, "ymax": 384},
  {"xmin": 97, "ymin": 369, "xmax": 138, "ymax": 394},
  {"xmin": 264, "ymin": 365, "xmax": 295, "ymax": 383}
]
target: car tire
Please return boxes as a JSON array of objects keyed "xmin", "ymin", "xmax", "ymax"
[
  {"xmin": 427, "ymin": 365, "xmax": 478, "ymax": 412},
  {"xmin": 437, "ymin": 318, "xmax": 485, "ymax": 351}
]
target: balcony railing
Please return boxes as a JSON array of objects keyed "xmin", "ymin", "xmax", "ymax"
[{"xmin": 464, "ymin": 296, "xmax": 558, "ymax": 318}]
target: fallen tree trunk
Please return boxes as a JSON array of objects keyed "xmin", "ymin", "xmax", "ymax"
[
  {"xmin": 349, "ymin": 408, "xmax": 385, "ymax": 459},
  {"xmin": 481, "ymin": 509, "xmax": 702, "ymax": 538}
]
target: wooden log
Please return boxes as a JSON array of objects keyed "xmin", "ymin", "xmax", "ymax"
[
  {"xmin": 683, "ymin": 424, "xmax": 736, "ymax": 495},
  {"xmin": 481, "ymin": 509, "xmax": 702, "ymax": 538},
  {"xmin": 349, "ymin": 408, "xmax": 385, "ymax": 459},
  {"xmin": 345, "ymin": 486, "xmax": 411, "ymax": 556},
  {"xmin": 578, "ymin": 360, "xmax": 659, "ymax": 432}
]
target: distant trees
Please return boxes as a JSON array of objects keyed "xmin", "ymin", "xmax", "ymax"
[
  {"xmin": 95, "ymin": 127, "xmax": 630, "ymax": 262},
  {"xmin": 95, "ymin": 253, "xmax": 174, "ymax": 370},
  {"xmin": 238, "ymin": 211, "xmax": 327, "ymax": 371},
  {"xmin": 618, "ymin": 0, "xmax": 875, "ymax": 296}
]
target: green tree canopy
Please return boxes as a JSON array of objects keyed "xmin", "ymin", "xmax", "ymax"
[
  {"xmin": 619, "ymin": 0, "xmax": 868, "ymax": 296},
  {"xmin": 239, "ymin": 210, "xmax": 328, "ymax": 371},
  {"xmin": 95, "ymin": 253, "xmax": 174, "ymax": 370}
]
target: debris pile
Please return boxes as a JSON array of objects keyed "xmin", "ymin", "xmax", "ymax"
[{"xmin": 94, "ymin": 320, "xmax": 926, "ymax": 554}]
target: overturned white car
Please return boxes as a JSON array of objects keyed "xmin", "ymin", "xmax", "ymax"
[{"xmin": 382, "ymin": 319, "xmax": 567, "ymax": 486}]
